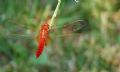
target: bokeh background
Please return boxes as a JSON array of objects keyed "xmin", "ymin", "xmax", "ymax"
[{"xmin": 0, "ymin": 0, "xmax": 120, "ymax": 72}]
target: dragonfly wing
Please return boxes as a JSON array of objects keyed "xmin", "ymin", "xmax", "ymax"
[
  {"xmin": 62, "ymin": 20, "xmax": 90, "ymax": 33},
  {"xmin": 0, "ymin": 33, "xmax": 36, "ymax": 40},
  {"xmin": 2, "ymin": 20, "xmax": 90, "ymax": 39},
  {"xmin": 49, "ymin": 20, "xmax": 90, "ymax": 38}
]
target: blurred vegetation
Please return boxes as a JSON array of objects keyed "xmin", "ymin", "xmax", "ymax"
[{"xmin": 0, "ymin": 0, "xmax": 120, "ymax": 72}]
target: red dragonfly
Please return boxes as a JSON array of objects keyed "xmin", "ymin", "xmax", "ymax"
[
  {"xmin": 36, "ymin": 19, "xmax": 89, "ymax": 59},
  {"xmin": 36, "ymin": 19, "xmax": 49, "ymax": 59},
  {"xmin": 1, "ymin": 19, "xmax": 89, "ymax": 59}
]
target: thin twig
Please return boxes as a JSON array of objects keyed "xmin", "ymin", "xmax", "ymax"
[{"xmin": 49, "ymin": 0, "xmax": 61, "ymax": 29}]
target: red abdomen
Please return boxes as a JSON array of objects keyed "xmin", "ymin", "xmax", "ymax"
[{"xmin": 36, "ymin": 21, "xmax": 49, "ymax": 59}]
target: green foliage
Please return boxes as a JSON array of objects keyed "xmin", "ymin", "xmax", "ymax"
[{"xmin": 0, "ymin": 0, "xmax": 120, "ymax": 72}]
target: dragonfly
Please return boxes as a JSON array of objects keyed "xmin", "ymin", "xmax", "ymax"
[{"xmin": 0, "ymin": 19, "xmax": 89, "ymax": 59}]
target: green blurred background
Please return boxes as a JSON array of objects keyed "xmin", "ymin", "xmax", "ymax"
[{"xmin": 0, "ymin": 0, "xmax": 120, "ymax": 72}]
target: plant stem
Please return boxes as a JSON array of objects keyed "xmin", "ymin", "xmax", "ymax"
[{"xmin": 49, "ymin": 0, "xmax": 61, "ymax": 29}]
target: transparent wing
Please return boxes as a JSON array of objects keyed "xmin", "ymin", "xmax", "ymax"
[
  {"xmin": 0, "ymin": 28, "xmax": 36, "ymax": 40},
  {"xmin": 62, "ymin": 20, "xmax": 88, "ymax": 33},
  {"xmin": 1, "ymin": 20, "xmax": 89, "ymax": 39},
  {"xmin": 50, "ymin": 20, "xmax": 90, "ymax": 38}
]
